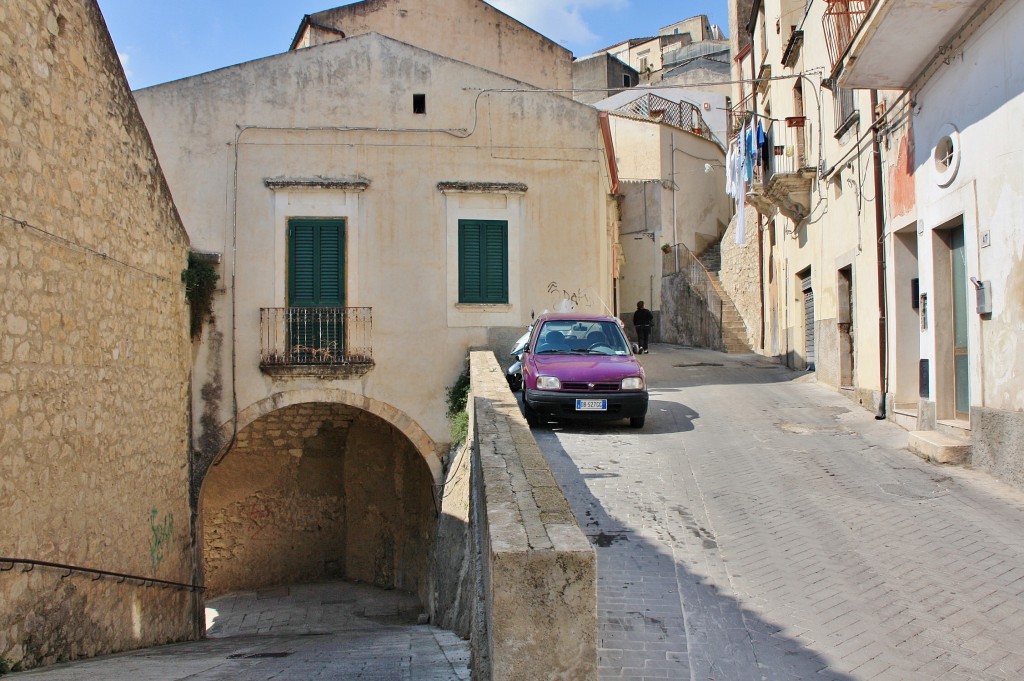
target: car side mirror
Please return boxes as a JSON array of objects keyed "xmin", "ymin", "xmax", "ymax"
[{"xmin": 632, "ymin": 342, "xmax": 640, "ymax": 354}]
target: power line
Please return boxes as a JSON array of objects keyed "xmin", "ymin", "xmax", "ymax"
[{"xmin": 0, "ymin": 211, "xmax": 179, "ymax": 284}]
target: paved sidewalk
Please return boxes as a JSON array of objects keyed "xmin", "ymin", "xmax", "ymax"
[
  {"xmin": 15, "ymin": 581, "xmax": 470, "ymax": 680},
  {"xmin": 535, "ymin": 343, "xmax": 1024, "ymax": 681}
]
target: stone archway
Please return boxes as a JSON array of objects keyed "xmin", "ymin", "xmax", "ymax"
[
  {"xmin": 223, "ymin": 389, "xmax": 444, "ymax": 483},
  {"xmin": 197, "ymin": 394, "xmax": 440, "ymax": 600}
]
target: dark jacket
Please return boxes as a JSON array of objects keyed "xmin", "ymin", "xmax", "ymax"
[{"xmin": 633, "ymin": 308, "xmax": 653, "ymax": 327}]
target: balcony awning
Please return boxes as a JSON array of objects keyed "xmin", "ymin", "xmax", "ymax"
[{"xmin": 836, "ymin": 0, "xmax": 991, "ymax": 89}]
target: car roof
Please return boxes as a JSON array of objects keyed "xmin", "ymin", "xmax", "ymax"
[{"xmin": 535, "ymin": 313, "xmax": 619, "ymax": 323}]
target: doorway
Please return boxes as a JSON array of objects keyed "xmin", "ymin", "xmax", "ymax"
[
  {"xmin": 838, "ymin": 266, "xmax": 854, "ymax": 387},
  {"xmin": 892, "ymin": 228, "xmax": 920, "ymax": 408},
  {"xmin": 932, "ymin": 222, "xmax": 969, "ymax": 421},
  {"xmin": 799, "ymin": 268, "xmax": 814, "ymax": 370}
]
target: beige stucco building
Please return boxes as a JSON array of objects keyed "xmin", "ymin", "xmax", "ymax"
[
  {"xmin": 134, "ymin": 12, "xmax": 615, "ymax": 601},
  {"xmin": 724, "ymin": 0, "xmax": 1024, "ymax": 487},
  {"xmin": 722, "ymin": 0, "xmax": 890, "ymax": 412},
  {"xmin": 828, "ymin": 0, "xmax": 1024, "ymax": 484},
  {"xmin": 595, "ymin": 91, "xmax": 731, "ymax": 337},
  {"xmin": 0, "ymin": 0, "xmax": 196, "ymax": 670},
  {"xmin": 291, "ymin": 0, "xmax": 573, "ymax": 90}
]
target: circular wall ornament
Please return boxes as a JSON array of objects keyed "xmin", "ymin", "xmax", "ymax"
[{"xmin": 933, "ymin": 124, "xmax": 960, "ymax": 187}]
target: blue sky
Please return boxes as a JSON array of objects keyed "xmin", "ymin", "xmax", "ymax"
[{"xmin": 96, "ymin": 0, "xmax": 730, "ymax": 90}]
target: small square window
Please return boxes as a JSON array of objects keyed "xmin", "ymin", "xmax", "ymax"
[{"xmin": 413, "ymin": 94, "xmax": 426, "ymax": 114}]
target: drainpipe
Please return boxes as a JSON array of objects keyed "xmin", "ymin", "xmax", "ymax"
[
  {"xmin": 758, "ymin": 214, "xmax": 765, "ymax": 350},
  {"xmin": 871, "ymin": 90, "xmax": 888, "ymax": 420},
  {"xmin": 670, "ymin": 132, "xmax": 679, "ymax": 273}
]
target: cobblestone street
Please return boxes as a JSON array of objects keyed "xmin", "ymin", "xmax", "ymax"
[
  {"xmin": 14, "ymin": 581, "xmax": 470, "ymax": 681},
  {"xmin": 13, "ymin": 344, "xmax": 1024, "ymax": 680},
  {"xmin": 536, "ymin": 344, "xmax": 1024, "ymax": 681}
]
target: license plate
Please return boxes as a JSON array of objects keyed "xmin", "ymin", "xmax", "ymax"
[{"xmin": 576, "ymin": 399, "xmax": 607, "ymax": 411}]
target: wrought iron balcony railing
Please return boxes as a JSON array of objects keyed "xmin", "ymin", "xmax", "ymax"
[
  {"xmin": 728, "ymin": 90, "xmax": 756, "ymax": 136},
  {"xmin": 260, "ymin": 307, "xmax": 372, "ymax": 367},
  {"xmin": 614, "ymin": 93, "xmax": 717, "ymax": 144},
  {"xmin": 823, "ymin": 0, "xmax": 874, "ymax": 70},
  {"xmin": 765, "ymin": 118, "xmax": 813, "ymax": 179}
]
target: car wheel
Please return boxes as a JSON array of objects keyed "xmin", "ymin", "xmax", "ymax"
[
  {"xmin": 521, "ymin": 390, "xmax": 541, "ymax": 427},
  {"xmin": 629, "ymin": 416, "xmax": 645, "ymax": 429},
  {"xmin": 523, "ymin": 401, "xmax": 540, "ymax": 427}
]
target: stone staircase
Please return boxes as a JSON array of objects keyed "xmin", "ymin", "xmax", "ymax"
[{"xmin": 699, "ymin": 241, "xmax": 751, "ymax": 354}]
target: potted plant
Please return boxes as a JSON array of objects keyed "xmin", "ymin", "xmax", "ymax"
[{"xmin": 661, "ymin": 244, "xmax": 672, "ymax": 254}]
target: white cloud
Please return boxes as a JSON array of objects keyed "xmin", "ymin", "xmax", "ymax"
[
  {"xmin": 489, "ymin": 0, "xmax": 628, "ymax": 48},
  {"xmin": 117, "ymin": 51, "xmax": 133, "ymax": 79}
]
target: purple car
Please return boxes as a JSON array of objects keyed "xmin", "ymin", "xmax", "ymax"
[{"xmin": 521, "ymin": 313, "xmax": 649, "ymax": 428}]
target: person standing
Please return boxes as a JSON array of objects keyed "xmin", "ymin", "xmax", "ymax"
[{"xmin": 633, "ymin": 301, "xmax": 653, "ymax": 354}]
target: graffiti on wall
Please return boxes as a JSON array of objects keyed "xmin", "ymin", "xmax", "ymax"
[
  {"xmin": 149, "ymin": 508, "xmax": 174, "ymax": 570},
  {"xmin": 547, "ymin": 282, "xmax": 591, "ymax": 311}
]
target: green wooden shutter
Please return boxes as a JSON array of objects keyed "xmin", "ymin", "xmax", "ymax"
[
  {"xmin": 459, "ymin": 223, "xmax": 483, "ymax": 302},
  {"xmin": 481, "ymin": 222, "xmax": 507, "ymax": 302},
  {"xmin": 289, "ymin": 222, "xmax": 317, "ymax": 307},
  {"xmin": 317, "ymin": 222, "xmax": 343, "ymax": 306},
  {"xmin": 459, "ymin": 220, "xmax": 507, "ymax": 303}
]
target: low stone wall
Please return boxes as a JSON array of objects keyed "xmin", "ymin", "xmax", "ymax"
[
  {"xmin": 971, "ymin": 407, "xmax": 1024, "ymax": 491},
  {"xmin": 459, "ymin": 351, "xmax": 597, "ymax": 681},
  {"xmin": 660, "ymin": 271, "xmax": 725, "ymax": 350}
]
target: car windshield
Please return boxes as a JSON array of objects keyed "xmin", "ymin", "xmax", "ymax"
[{"xmin": 533, "ymin": 320, "xmax": 630, "ymax": 355}]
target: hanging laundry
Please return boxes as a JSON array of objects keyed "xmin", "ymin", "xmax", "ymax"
[
  {"xmin": 745, "ymin": 121, "xmax": 756, "ymax": 183},
  {"xmin": 735, "ymin": 168, "xmax": 746, "ymax": 246}
]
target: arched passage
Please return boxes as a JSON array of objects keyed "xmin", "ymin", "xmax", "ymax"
[
  {"xmin": 198, "ymin": 393, "xmax": 441, "ymax": 600},
  {"xmin": 221, "ymin": 389, "xmax": 445, "ymax": 484}
]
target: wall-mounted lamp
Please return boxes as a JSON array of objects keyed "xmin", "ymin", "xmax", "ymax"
[{"xmin": 704, "ymin": 163, "xmax": 725, "ymax": 174}]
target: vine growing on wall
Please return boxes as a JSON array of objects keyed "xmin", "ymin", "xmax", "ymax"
[
  {"xmin": 181, "ymin": 253, "xmax": 219, "ymax": 339},
  {"xmin": 446, "ymin": 363, "xmax": 471, "ymax": 446}
]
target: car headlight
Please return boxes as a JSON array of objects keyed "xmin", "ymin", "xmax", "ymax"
[
  {"xmin": 621, "ymin": 376, "xmax": 644, "ymax": 390},
  {"xmin": 536, "ymin": 376, "xmax": 562, "ymax": 390}
]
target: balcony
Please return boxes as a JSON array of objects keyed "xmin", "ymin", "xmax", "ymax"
[
  {"xmin": 728, "ymin": 90, "xmax": 756, "ymax": 136},
  {"xmin": 613, "ymin": 93, "xmax": 717, "ymax": 144},
  {"xmin": 824, "ymin": 0, "xmax": 872, "ymax": 73},
  {"xmin": 260, "ymin": 307, "xmax": 374, "ymax": 378},
  {"xmin": 748, "ymin": 119, "xmax": 816, "ymax": 222},
  {"xmin": 827, "ymin": 0, "xmax": 990, "ymax": 88}
]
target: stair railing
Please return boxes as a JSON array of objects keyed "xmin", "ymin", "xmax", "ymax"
[{"xmin": 662, "ymin": 243, "xmax": 724, "ymax": 349}]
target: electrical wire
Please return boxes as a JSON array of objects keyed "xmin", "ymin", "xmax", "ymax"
[{"xmin": 0, "ymin": 211, "xmax": 176, "ymax": 283}]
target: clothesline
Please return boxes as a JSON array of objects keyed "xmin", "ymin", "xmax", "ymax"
[{"xmin": 724, "ymin": 120, "xmax": 769, "ymax": 247}]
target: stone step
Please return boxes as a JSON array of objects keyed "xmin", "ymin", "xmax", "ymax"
[
  {"xmin": 908, "ymin": 430, "xmax": 971, "ymax": 465},
  {"xmin": 890, "ymin": 405, "xmax": 917, "ymax": 432}
]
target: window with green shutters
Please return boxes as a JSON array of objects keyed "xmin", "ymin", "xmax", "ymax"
[
  {"xmin": 288, "ymin": 219, "xmax": 345, "ymax": 307},
  {"xmin": 288, "ymin": 219, "xmax": 345, "ymax": 362},
  {"xmin": 458, "ymin": 219, "xmax": 508, "ymax": 304}
]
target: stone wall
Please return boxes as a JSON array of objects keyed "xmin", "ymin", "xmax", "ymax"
[
  {"xmin": 201, "ymin": 403, "xmax": 435, "ymax": 600},
  {"xmin": 718, "ymin": 207, "xmax": 763, "ymax": 351},
  {"xmin": 429, "ymin": 416, "xmax": 475, "ymax": 639},
  {"xmin": 971, "ymin": 408, "xmax": 1024, "ymax": 491},
  {"xmin": 660, "ymin": 272, "xmax": 724, "ymax": 350},
  {"xmin": 0, "ymin": 0, "xmax": 194, "ymax": 669},
  {"xmin": 467, "ymin": 351, "xmax": 597, "ymax": 681}
]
